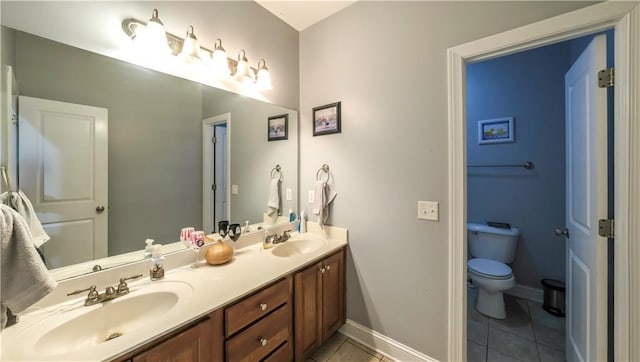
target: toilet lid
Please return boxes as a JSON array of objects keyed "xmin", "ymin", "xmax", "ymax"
[{"xmin": 468, "ymin": 258, "xmax": 512, "ymax": 279}]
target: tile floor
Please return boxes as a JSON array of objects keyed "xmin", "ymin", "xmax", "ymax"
[
  {"xmin": 308, "ymin": 332, "xmax": 395, "ymax": 362},
  {"xmin": 467, "ymin": 286, "xmax": 566, "ymax": 362}
]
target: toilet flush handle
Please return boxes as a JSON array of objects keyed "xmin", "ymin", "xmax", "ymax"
[{"xmin": 555, "ymin": 228, "xmax": 570, "ymax": 238}]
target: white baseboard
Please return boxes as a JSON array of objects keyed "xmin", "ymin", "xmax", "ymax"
[
  {"xmin": 339, "ymin": 319, "xmax": 439, "ymax": 362},
  {"xmin": 504, "ymin": 283, "xmax": 544, "ymax": 303}
]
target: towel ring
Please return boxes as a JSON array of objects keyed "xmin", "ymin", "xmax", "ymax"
[
  {"xmin": 271, "ymin": 165, "xmax": 282, "ymax": 180},
  {"xmin": 1, "ymin": 166, "xmax": 14, "ymax": 192},
  {"xmin": 316, "ymin": 164, "xmax": 330, "ymax": 182}
]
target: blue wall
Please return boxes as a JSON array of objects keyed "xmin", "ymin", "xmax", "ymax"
[
  {"xmin": 466, "ymin": 32, "xmax": 613, "ymax": 290},
  {"xmin": 466, "ymin": 42, "xmax": 572, "ymax": 288}
]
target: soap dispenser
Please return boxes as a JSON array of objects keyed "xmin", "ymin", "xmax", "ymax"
[
  {"xmin": 144, "ymin": 239, "xmax": 154, "ymax": 258},
  {"xmin": 149, "ymin": 244, "xmax": 165, "ymax": 280}
]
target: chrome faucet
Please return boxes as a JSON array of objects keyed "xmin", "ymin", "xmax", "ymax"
[
  {"xmin": 264, "ymin": 230, "xmax": 292, "ymax": 249},
  {"xmin": 67, "ymin": 274, "xmax": 143, "ymax": 306}
]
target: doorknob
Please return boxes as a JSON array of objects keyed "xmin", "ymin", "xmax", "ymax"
[
  {"xmin": 555, "ymin": 228, "xmax": 569, "ymax": 238},
  {"xmin": 96, "ymin": 206, "xmax": 105, "ymax": 213}
]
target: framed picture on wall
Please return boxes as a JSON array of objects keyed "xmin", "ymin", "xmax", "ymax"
[
  {"xmin": 478, "ymin": 117, "xmax": 514, "ymax": 144},
  {"xmin": 268, "ymin": 114, "xmax": 288, "ymax": 141},
  {"xmin": 313, "ymin": 102, "xmax": 341, "ymax": 136}
]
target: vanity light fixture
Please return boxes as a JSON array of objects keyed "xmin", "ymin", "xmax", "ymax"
[
  {"xmin": 234, "ymin": 49, "xmax": 254, "ymax": 83},
  {"xmin": 132, "ymin": 9, "xmax": 171, "ymax": 56},
  {"xmin": 256, "ymin": 59, "xmax": 272, "ymax": 90},
  {"xmin": 122, "ymin": 10, "xmax": 272, "ymax": 90},
  {"xmin": 211, "ymin": 38, "xmax": 231, "ymax": 76},
  {"xmin": 178, "ymin": 26, "xmax": 203, "ymax": 64}
]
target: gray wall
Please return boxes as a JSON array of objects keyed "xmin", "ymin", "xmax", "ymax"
[
  {"xmin": 14, "ymin": 31, "xmax": 203, "ymax": 257},
  {"xmin": 466, "ymin": 41, "xmax": 571, "ymax": 288},
  {"xmin": 202, "ymin": 88, "xmax": 298, "ymax": 224},
  {"xmin": 299, "ymin": 1, "xmax": 595, "ymax": 359}
]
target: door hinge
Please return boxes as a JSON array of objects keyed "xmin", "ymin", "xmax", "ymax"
[
  {"xmin": 212, "ymin": 184, "xmax": 216, "ymax": 191},
  {"xmin": 598, "ymin": 219, "xmax": 614, "ymax": 238},
  {"xmin": 598, "ymin": 68, "xmax": 614, "ymax": 88}
]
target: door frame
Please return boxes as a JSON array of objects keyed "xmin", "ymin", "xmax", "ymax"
[
  {"xmin": 446, "ymin": 2, "xmax": 640, "ymax": 361},
  {"xmin": 202, "ymin": 113, "xmax": 231, "ymax": 234}
]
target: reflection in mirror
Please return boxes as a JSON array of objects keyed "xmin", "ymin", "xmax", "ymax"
[{"xmin": 0, "ymin": 26, "xmax": 298, "ymax": 280}]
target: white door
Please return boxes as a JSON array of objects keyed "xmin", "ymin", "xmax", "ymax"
[
  {"xmin": 564, "ymin": 34, "xmax": 608, "ymax": 362},
  {"xmin": 19, "ymin": 96, "xmax": 108, "ymax": 269}
]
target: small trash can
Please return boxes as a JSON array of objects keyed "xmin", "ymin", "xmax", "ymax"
[{"xmin": 541, "ymin": 279, "xmax": 566, "ymax": 317}]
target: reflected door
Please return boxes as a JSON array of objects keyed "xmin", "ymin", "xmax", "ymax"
[
  {"xmin": 214, "ymin": 123, "xmax": 227, "ymax": 227},
  {"xmin": 18, "ymin": 96, "xmax": 108, "ymax": 268},
  {"xmin": 564, "ymin": 34, "xmax": 608, "ymax": 362}
]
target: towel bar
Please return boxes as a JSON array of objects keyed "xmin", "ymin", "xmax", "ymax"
[{"xmin": 467, "ymin": 161, "xmax": 534, "ymax": 170}]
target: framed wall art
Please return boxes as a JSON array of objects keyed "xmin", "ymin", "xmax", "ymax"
[
  {"xmin": 478, "ymin": 117, "xmax": 514, "ymax": 144},
  {"xmin": 313, "ymin": 102, "xmax": 341, "ymax": 136},
  {"xmin": 267, "ymin": 114, "xmax": 288, "ymax": 141}
]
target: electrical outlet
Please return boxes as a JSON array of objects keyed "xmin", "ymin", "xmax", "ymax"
[
  {"xmin": 286, "ymin": 188, "xmax": 293, "ymax": 201},
  {"xmin": 308, "ymin": 190, "xmax": 315, "ymax": 203},
  {"xmin": 231, "ymin": 184, "xmax": 239, "ymax": 195},
  {"xmin": 418, "ymin": 201, "xmax": 439, "ymax": 221}
]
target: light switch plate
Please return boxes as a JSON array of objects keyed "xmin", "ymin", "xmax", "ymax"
[
  {"xmin": 418, "ymin": 201, "xmax": 439, "ymax": 221},
  {"xmin": 308, "ymin": 190, "xmax": 315, "ymax": 203},
  {"xmin": 286, "ymin": 188, "xmax": 293, "ymax": 201},
  {"xmin": 231, "ymin": 184, "xmax": 239, "ymax": 195}
]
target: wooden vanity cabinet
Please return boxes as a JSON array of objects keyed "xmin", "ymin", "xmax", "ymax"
[
  {"xmin": 224, "ymin": 276, "xmax": 294, "ymax": 362},
  {"xmin": 113, "ymin": 309, "xmax": 224, "ymax": 362},
  {"xmin": 294, "ymin": 249, "xmax": 345, "ymax": 361}
]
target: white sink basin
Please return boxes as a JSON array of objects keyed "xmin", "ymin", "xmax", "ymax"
[
  {"xmin": 26, "ymin": 280, "xmax": 193, "ymax": 357},
  {"xmin": 272, "ymin": 238, "xmax": 327, "ymax": 257}
]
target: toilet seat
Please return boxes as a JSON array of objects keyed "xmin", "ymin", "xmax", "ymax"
[{"xmin": 468, "ymin": 258, "xmax": 512, "ymax": 280}]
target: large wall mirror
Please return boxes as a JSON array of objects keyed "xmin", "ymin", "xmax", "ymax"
[{"xmin": 0, "ymin": 26, "xmax": 298, "ymax": 280}]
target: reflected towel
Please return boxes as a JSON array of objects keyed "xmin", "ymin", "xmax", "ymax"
[
  {"xmin": 267, "ymin": 178, "xmax": 281, "ymax": 216},
  {"xmin": 1, "ymin": 190, "xmax": 50, "ymax": 247},
  {"xmin": 312, "ymin": 181, "xmax": 337, "ymax": 228},
  {"xmin": 0, "ymin": 205, "xmax": 57, "ymax": 328}
]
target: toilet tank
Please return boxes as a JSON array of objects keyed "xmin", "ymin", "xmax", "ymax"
[{"xmin": 467, "ymin": 223, "xmax": 520, "ymax": 263}]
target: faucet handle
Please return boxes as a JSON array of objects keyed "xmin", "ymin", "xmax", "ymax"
[
  {"xmin": 67, "ymin": 285, "xmax": 100, "ymax": 305},
  {"xmin": 117, "ymin": 274, "xmax": 143, "ymax": 295},
  {"xmin": 67, "ymin": 285, "xmax": 97, "ymax": 297}
]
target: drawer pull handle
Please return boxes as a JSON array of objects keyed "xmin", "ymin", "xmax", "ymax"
[
  {"xmin": 320, "ymin": 267, "xmax": 326, "ymax": 274},
  {"xmin": 326, "ymin": 265, "xmax": 331, "ymax": 271},
  {"xmin": 259, "ymin": 303, "xmax": 267, "ymax": 311},
  {"xmin": 260, "ymin": 338, "xmax": 268, "ymax": 346}
]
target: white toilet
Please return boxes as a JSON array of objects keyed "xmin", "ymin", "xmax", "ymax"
[{"xmin": 467, "ymin": 223, "xmax": 520, "ymax": 319}]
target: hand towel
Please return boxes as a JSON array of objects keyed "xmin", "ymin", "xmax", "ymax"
[
  {"xmin": 1, "ymin": 190, "xmax": 50, "ymax": 247},
  {"xmin": 1, "ymin": 205, "xmax": 57, "ymax": 328},
  {"xmin": 312, "ymin": 181, "xmax": 337, "ymax": 228},
  {"xmin": 266, "ymin": 178, "xmax": 281, "ymax": 216}
]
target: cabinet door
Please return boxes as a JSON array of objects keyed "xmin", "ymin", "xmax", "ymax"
[
  {"xmin": 294, "ymin": 261, "xmax": 323, "ymax": 361},
  {"xmin": 132, "ymin": 318, "xmax": 213, "ymax": 362},
  {"xmin": 321, "ymin": 250, "xmax": 344, "ymax": 340}
]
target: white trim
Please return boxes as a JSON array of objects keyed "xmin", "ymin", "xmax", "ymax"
[
  {"xmin": 339, "ymin": 319, "xmax": 438, "ymax": 362},
  {"xmin": 447, "ymin": 2, "xmax": 640, "ymax": 361},
  {"xmin": 202, "ymin": 113, "xmax": 231, "ymax": 234},
  {"xmin": 504, "ymin": 284, "xmax": 544, "ymax": 304}
]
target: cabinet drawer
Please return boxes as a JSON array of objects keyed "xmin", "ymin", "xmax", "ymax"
[
  {"xmin": 225, "ymin": 278, "xmax": 289, "ymax": 337},
  {"xmin": 226, "ymin": 304, "xmax": 290, "ymax": 362},
  {"xmin": 263, "ymin": 341, "xmax": 291, "ymax": 362}
]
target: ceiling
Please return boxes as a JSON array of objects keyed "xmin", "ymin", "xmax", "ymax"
[{"xmin": 255, "ymin": 1, "xmax": 356, "ymax": 31}]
